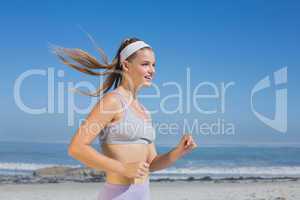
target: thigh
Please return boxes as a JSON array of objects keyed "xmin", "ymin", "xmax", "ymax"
[
  {"xmin": 116, "ymin": 179, "xmax": 150, "ymax": 200},
  {"xmin": 98, "ymin": 180, "xmax": 150, "ymax": 200},
  {"xmin": 97, "ymin": 183, "xmax": 129, "ymax": 200}
]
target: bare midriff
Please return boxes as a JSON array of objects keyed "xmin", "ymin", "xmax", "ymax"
[{"xmin": 101, "ymin": 143, "xmax": 151, "ymax": 185}]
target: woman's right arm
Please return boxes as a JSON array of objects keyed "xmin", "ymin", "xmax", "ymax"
[{"xmin": 67, "ymin": 93, "xmax": 124, "ymax": 174}]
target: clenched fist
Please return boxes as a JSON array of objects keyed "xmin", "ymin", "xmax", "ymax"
[
  {"xmin": 121, "ymin": 161, "xmax": 149, "ymax": 179},
  {"xmin": 175, "ymin": 133, "xmax": 198, "ymax": 157}
]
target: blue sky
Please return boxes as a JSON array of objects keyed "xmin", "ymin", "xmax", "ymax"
[{"xmin": 1, "ymin": 0, "xmax": 299, "ymax": 146}]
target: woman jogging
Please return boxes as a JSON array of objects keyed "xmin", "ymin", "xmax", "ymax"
[{"xmin": 54, "ymin": 37, "xmax": 198, "ymax": 200}]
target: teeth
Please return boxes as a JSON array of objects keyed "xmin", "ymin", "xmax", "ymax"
[{"xmin": 145, "ymin": 75, "xmax": 152, "ymax": 80}]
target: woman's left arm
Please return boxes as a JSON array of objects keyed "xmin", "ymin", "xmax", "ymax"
[{"xmin": 147, "ymin": 134, "xmax": 198, "ymax": 172}]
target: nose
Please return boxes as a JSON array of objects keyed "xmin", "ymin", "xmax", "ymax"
[{"xmin": 149, "ymin": 65, "xmax": 155, "ymax": 74}]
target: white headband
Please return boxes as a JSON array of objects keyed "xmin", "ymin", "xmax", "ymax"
[{"xmin": 120, "ymin": 41, "xmax": 151, "ymax": 62}]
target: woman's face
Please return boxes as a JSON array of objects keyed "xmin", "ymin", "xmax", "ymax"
[{"xmin": 124, "ymin": 48, "xmax": 156, "ymax": 88}]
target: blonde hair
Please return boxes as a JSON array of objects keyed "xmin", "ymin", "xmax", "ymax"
[{"xmin": 52, "ymin": 37, "xmax": 151, "ymax": 96}]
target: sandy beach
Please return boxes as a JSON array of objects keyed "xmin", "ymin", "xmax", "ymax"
[{"xmin": 0, "ymin": 180, "xmax": 299, "ymax": 200}]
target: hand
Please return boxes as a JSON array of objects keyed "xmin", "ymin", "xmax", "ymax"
[
  {"xmin": 121, "ymin": 161, "xmax": 149, "ymax": 179},
  {"xmin": 175, "ymin": 133, "xmax": 198, "ymax": 157}
]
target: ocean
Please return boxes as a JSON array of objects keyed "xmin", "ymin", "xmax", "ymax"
[{"xmin": 1, "ymin": 141, "xmax": 300, "ymax": 181}]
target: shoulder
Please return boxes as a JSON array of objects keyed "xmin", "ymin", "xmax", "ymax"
[
  {"xmin": 141, "ymin": 103, "xmax": 151, "ymax": 114},
  {"xmin": 94, "ymin": 91, "xmax": 122, "ymax": 113}
]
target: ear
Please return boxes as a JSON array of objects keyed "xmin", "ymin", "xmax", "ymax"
[{"xmin": 121, "ymin": 60, "xmax": 130, "ymax": 72}]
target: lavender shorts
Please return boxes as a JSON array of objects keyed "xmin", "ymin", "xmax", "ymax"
[{"xmin": 97, "ymin": 178, "xmax": 151, "ymax": 200}]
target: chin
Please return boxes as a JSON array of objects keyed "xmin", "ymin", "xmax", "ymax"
[{"xmin": 141, "ymin": 81, "xmax": 152, "ymax": 87}]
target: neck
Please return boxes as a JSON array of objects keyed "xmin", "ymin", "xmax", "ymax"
[{"xmin": 119, "ymin": 79, "xmax": 140, "ymax": 100}]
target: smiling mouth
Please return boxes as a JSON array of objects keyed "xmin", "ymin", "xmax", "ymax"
[{"xmin": 144, "ymin": 75, "xmax": 152, "ymax": 81}]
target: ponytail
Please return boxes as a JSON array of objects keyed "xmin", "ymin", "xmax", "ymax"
[{"xmin": 52, "ymin": 37, "xmax": 142, "ymax": 96}]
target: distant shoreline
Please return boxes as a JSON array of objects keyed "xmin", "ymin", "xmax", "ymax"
[
  {"xmin": 1, "ymin": 140, "xmax": 300, "ymax": 147},
  {"xmin": 1, "ymin": 173, "xmax": 299, "ymax": 185}
]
